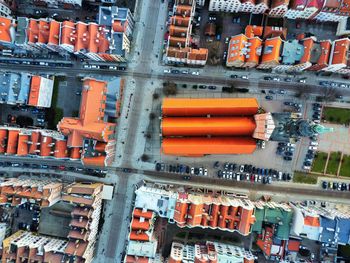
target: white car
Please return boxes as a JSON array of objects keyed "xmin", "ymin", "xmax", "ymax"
[
  {"xmin": 91, "ymin": 65, "xmax": 100, "ymax": 69},
  {"xmin": 310, "ymin": 141, "xmax": 318, "ymax": 146},
  {"xmin": 298, "ymin": 79, "xmax": 306, "ymax": 83},
  {"xmin": 236, "ymin": 174, "xmax": 240, "ymax": 181},
  {"xmin": 309, "ymin": 146, "xmax": 318, "ymax": 151},
  {"xmin": 204, "ymin": 169, "xmax": 208, "ymax": 176},
  {"xmin": 164, "ymin": 69, "xmax": 171, "ymax": 73},
  {"xmin": 109, "ymin": 66, "xmax": 117, "ymax": 70},
  {"xmin": 199, "ymin": 167, "xmax": 203, "ymax": 176},
  {"xmin": 239, "ymin": 165, "xmax": 244, "ymax": 173},
  {"xmin": 303, "ymin": 166, "xmax": 311, "ymax": 170},
  {"xmin": 287, "ymin": 143, "xmax": 295, "ymax": 147},
  {"xmin": 192, "ymin": 71, "xmax": 200, "ymax": 76},
  {"xmin": 278, "ymin": 172, "xmax": 283, "ymax": 180},
  {"xmin": 241, "ymin": 75, "xmax": 248, "ymax": 79},
  {"xmin": 261, "ymin": 141, "xmax": 266, "ymax": 149},
  {"xmin": 83, "ymin": 64, "xmax": 91, "ymax": 69},
  {"xmin": 181, "ymin": 70, "xmax": 189, "ymax": 74},
  {"xmin": 190, "ymin": 167, "xmax": 195, "ymax": 175}
]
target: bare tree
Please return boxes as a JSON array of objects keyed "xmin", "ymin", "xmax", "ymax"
[{"xmin": 163, "ymin": 81, "xmax": 178, "ymax": 96}]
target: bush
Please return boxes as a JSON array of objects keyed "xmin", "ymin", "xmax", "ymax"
[
  {"xmin": 149, "ymin": 112, "xmax": 156, "ymax": 120},
  {"xmin": 140, "ymin": 154, "xmax": 149, "ymax": 162},
  {"xmin": 163, "ymin": 81, "xmax": 177, "ymax": 96},
  {"xmin": 152, "ymin": 93, "xmax": 159, "ymax": 100},
  {"xmin": 182, "ymin": 84, "xmax": 187, "ymax": 88}
]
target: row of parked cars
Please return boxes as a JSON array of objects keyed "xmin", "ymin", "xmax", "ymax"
[
  {"xmin": 322, "ymin": 181, "xmax": 350, "ymax": 191},
  {"xmin": 276, "ymin": 142, "xmax": 296, "ymax": 161},
  {"xmin": 164, "ymin": 69, "xmax": 200, "ymax": 76},
  {"xmin": 155, "ymin": 163, "xmax": 208, "ymax": 178},
  {"xmin": 17, "ymin": 202, "xmax": 40, "ymax": 232},
  {"xmin": 311, "ymin": 103, "xmax": 322, "ymax": 124},
  {"xmin": 319, "ymin": 80, "xmax": 349, "ymax": 90},
  {"xmin": 264, "ymin": 75, "xmax": 306, "ymax": 83},
  {"xmin": 217, "ymin": 163, "xmax": 292, "ymax": 184},
  {"xmin": 284, "ymin": 101, "xmax": 303, "ymax": 113},
  {"xmin": 0, "ymin": 162, "xmax": 107, "ymax": 177}
]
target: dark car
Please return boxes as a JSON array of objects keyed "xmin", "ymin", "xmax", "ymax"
[
  {"xmin": 278, "ymin": 142, "xmax": 287, "ymax": 146},
  {"xmin": 186, "ymin": 166, "xmax": 190, "ymax": 174},
  {"xmin": 322, "ymin": 181, "xmax": 328, "ymax": 189},
  {"xmin": 155, "ymin": 163, "xmax": 161, "ymax": 171},
  {"xmin": 168, "ymin": 165, "xmax": 173, "ymax": 172},
  {"xmin": 264, "ymin": 76, "xmax": 272, "ymax": 81},
  {"xmin": 194, "ymin": 168, "xmax": 199, "ymax": 175},
  {"xmin": 333, "ymin": 182, "xmax": 338, "ymax": 190},
  {"xmin": 171, "ymin": 69, "xmax": 180, "ymax": 74},
  {"xmin": 182, "ymin": 175, "xmax": 191, "ymax": 180},
  {"xmin": 306, "ymin": 154, "xmax": 315, "ymax": 159},
  {"xmin": 304, "ymin": 161, "xmax": 312, "ymax": 166},
  {"xmin": 268, "ymin": 90, "xmax": 275, "ymax": 94},
  {"xmin": 310, "ymin": 136, "xmax": 317, "ymax": 141},
  {"xmin": 341, "ymin": 183, "xmax": 347, "ymax": 191},
  {"xmin": 265, "ymin": 95, "xmax": 273, "ymax": 100},
  {"xmin": 230, "ymin": 74, "xmax": 238, "ymax": 78},
  {"xmin": 208, "ymin": 85, "xmax": 217, "ymax": 90},
  {"xmin": 277, "ymin": 146, "xmax": 285, "ymax": 152},
  {"xmin": 123, "ymin": 168, "xmax": 132, "ymax": 173},
  {"xmin": 213, "ymin": 161, "xmax": 220, "ymax": 168},
  {"xmin": 284, "ymin": 156, "xmax": 292, "ymax": 161},
  {"xmin": 284, "ymin": 151, "xmax": 293, "ymax": 156},
  {"xmin": 199, "ymin": 85, "xmax": 207, "ymax": 89}
]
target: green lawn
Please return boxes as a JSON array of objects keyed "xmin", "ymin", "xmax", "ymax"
[
  {"xmin": 311, "ymin": 152, "xmax": 328, "ymax": 173},
  {"xmin": 293, "ymin": 172, "xmax": 318, "ymax": 184},
  {"xmin": 340, "ymin": 155, "xmax": 350, "ymax": 177},
  {"xmin": 323, "ymin": 107, "xmax": 350, "ymax": 125},
  {"xmin": 326, "ymin": 152, "xmax": 342, "ymax": 175}
]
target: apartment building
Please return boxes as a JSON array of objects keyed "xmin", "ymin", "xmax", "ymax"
[
  {"xmin": 307, "ymin": 39, "xmax": 332, "ymax": 71},
  {"xmin": 165, "ymin": 0, "xmax": 208, "ymax": 65},
  {"xmin": 0, "ymin": 178, "xmax": 63, "ymax": 207},
  {"xmin": 27, "ymin": 76, "xmax": 54, "ymax": 108},
  {"xmin": 323, "ymin": 38, "xmax": 350, "ymax": 73},
  {"xmin": 257, "ymin": 37, "xmax": 283, "ymax": 69},
  {"xmin": 268, "ymin": 0, "xmax": 290, "ymax": 17},
  {"xmin": 284, "ymin": 0, "xmax": 320, "ymax": 19},
  {"xmin": 57, "ymin": 78, "xmax": 117, "ymax": 166},
  {"xmin": 314, "ymin": 0, "xmax": 343, "ymax": 21},
  {"xmin": 253, "ymin": 0, "xmax": 270, "ymax": 13},
  {"xmin": 209, "ymin": 0, "xmax": 242, "ymax": 12},
  {"xmin": 33, "ymin": 0, "xmax": 82, "ymax": 8},
  {"xmin": 0, "ymin": 0, "xmax": 12, "ymax": 18},
  {"xmin": 168, "ymin": 241, "xmax": 255, "ymax": 263}
]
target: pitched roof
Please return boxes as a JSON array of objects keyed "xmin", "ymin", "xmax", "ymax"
[
  {"xmin": 261, "ymin": 37, "xmax": 283, "ymax": 64},
  {"xmin": 331, "ymin": 38, "xmax": 350, "ymax": 65},
  {"xmin": 0, "ymin": 16, "xmax": 14, "ymax": 43}
]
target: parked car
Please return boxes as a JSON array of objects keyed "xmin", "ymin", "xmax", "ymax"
[
  {"xmin": 265, "ymin": 95, "xmax": 273, "ymax": 100},
  {"xmin": 322, "ymin": 181, "xmax": 328, "ymax": 189},
  {"xmin": 284, "ymin": 156, "xmax": 292, "ymax": 161}
]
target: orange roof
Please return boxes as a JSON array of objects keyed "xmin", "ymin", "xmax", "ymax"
[
  {"xmin": 246, "ymin": 37, "xmax": 262, "ymax": 65},
  {"xmin": 227, "ymin": 34, "xmax": 248, "ymax": 66},
  {"xmin": 162, "ymin": 98, "xmax": 259, "ymax": 117},
  {"xmin": 161, "ymin": 117, "xmax": 256, "ymax": 136},
  {"xmin": 162, "ymin": 137, "xmax": 257, "ymax": 156},
  {"xmin": 0, "ymin": 129, "xmax": 7, "ymax": 154},
  {"xmin": 0, "ymin": 17, "xmax": 14, "ymax": 43},
  {"xmin": 304, "ymin": 215, "xmax": 320, "ymax": 227},
  {"xmin": 6, "ymin": 130, "xmax": 19, "ymax": 155},
  {"xmin": 261, "ymin": 37, "xmax": 282, "ymax": 64},
  {"xmin": 75, "ymin": 22, "xmax": 89, "ymax": 52},
  {"xmin": 129, "ymin": 231, "xmax": 150, "ymax": 241},
  {"xmin": 300, "ymin": 38, "xmax": 314, "ymax": 63},
  {"xmin": 27, "ymin": 19, "xmax": 39, "ymax": 44},
  {"xmin": 88, "ymin": 23, "xmax": 109, "ymax": 53},
  {"xmin": 28, "ymin": 75, "xmax": 41, "ymax": 106},
  {"xmin": 82, "ymin": 156, "xmax": 106, "ymax": 166},
  {"xmin": 133, "ymin": 208, "xmax": 154, "ymax": 219},
  {"xmin": 288, "ymin": 239, "xmax": 301, "ymax": 252},
  {"xmin": 58, "ymin": 78, "xmax": 115, "ymax": 147},
  {"xmin": 40, "ymin": 135, "xmax": 52, "ymax": 157},
  {"xmin": 340, "ymin": 0, "xmax": 350, "ymax": 13},
  {"xmin": 131, "ymin": 218, "xmax": 150, "ymax": 231},
  {"xmin": 170, "ymin": 16, "xmax": 190, "ymax": 27},
  {"xmin": 174, "ymin": 201, "xmax": 188, "ymax": 226},
  {"xmin": 48, "ymin": 20, "xmax": 60, "ymax": 46},
  {"xmin": 271, "ymin": 0, "xmax": 290, "ymax": 8},
  {"xmin": 28, "ymin": 131, "xmax": 40, "ymax": 155},
  {"xmin": 54, "ymin": 140, "xmax": 68, "ymax": 158},
  {"xmin": 125, "ymin": 256, "xmax": 150, "ymax": 263},
  {"xmin": 245, "ymin": 25, "xmax": 263, "ymax": 38},
  {"xmin": 330, "ymin": 38, "xmax": 350, "ymax": 65},
  {"xmin": 17, "ymin": 134, "xmax": 29, "ymax": 156},
  {"xmin": 38, "ymin": 20, "xmax": 49, "ymax": 44},
  {"xmin": 60, "ymin": 21, "xmax": 76, "ymax": 46},
  {"xmin": 69, "ymin": 147, "xmax": 81, "ymax": 159},
  {"xmin": 318, "ymin": 40, "xmax": 331, "ymax": 66}
]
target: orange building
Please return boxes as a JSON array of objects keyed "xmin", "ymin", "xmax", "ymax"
[
  {"xmin": 161, "ymin": 117, "xmax": 256, "ymax": 136},
  {"xmin": 162, "ymin": 98, "xmax": 259, "ymax": 117},
  {"xmin": 308, "ymin": 40, "xmax": 332, "ymax": 71},
  {"xmin": 27, "ymin": 75, "xmax": 54, "ymax": 108},
  {"xmin": 162, "ymin": 137, "xmax": 257, "ymax": 156},
  {"xmin": 0, "ymin": 16, "xmax": 15, "ymax": 45},
  {"xmin": 57, "ymin": 78, "xmax": 116, "ymax": 166},
  {"xmin": 257, "ymin": 37, "xmax": 283, "ymax": 69}
]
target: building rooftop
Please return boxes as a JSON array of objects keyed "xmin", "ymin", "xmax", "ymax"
[
  {"xmin": 0, "ymin": 16, "xmax": 15, "ymax": 44},
  {"xmin": 260, "ymin": 37, "xmax": 283, "ymax": 65},
  {"xmin": 0, "ymin": 72, "xmax": 31, "ymax": 104},
  {"xmin": 281, "ymin": 39, "xmax": 304, "ymax": 65}
]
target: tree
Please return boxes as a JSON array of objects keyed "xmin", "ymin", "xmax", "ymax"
[
  {"xmin": 144, "ymin": 133, "xmax": 151, "ymax": 139},
  {"xmin": 152, "ymin": 93, "xmax": 159, "ymax": 100},
  {"xmin": 192, "ymin": 85, "xmax": 198, "ymax": 89},
  {"xmin": 163, "ymin": 81, "xmax": 177, "ymax": 96},
  {"xmin": 149, "ymin": 112, "xmax": 156, "ymax": 120},
  {"xmin": 141, "ymin": 154, "xmax": 150, "ymax": 162},
  {"xmin": 182, "ymin": 84, "xmax": 187, "ymax": 88}
]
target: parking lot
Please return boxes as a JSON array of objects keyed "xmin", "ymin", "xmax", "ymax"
[{"xmin": 144, "ymin": 82, "xmax": 310, "ymax": 185}]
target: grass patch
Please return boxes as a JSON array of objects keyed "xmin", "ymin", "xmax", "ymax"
[
  {"xmin": 326, "ymin": 152, "xmax": 341, "ymax": 175},
  {"xmin": 311, "ymin": 152, "xmax": 328, "ymax": 173},
  {"xmin": 340, "ymin": 155, "xmax": 350, "ymax": 177},
  {"xmin": 293, "ymin": 172, "xmax": 318, "ymax": 184},
  {"xmin": 47, "ymin": 76, "xmax": 66, "ymax": 130},
  {"xmin": 323, "ymin": 107, "xmax": 350, "ymax": 125}
]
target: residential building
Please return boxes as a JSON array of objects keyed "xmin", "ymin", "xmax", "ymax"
[
  {"xmin": 0, "ymin": 16, "xmax": 15, "ymax": 48},
  {"xmin": 62, "ymin": 182, "xmax": 103, "ymax": 263},
  {"xmin": 57, "ymin": 78, "xmax": 117, "ymax": 166},
  {"xmin": 275, "ymin": 39, "xmax": 305, "ymax": 71},
  {"xmin": 33, "ymin": 0, "xmax": 82, "ymax": 8},
  {"xmin": 98, "ymin": 5, "xmax": 135, "ymax": 62},
  {"xmin": 27, "ymin": 75, "xmax": 54, "ymax": 108},
  {"xmin": 168, "ymin": 241, "xmax": 255, "ymax": 263},
  {"xmin": 196, "ymin": 0, "xmax": 206, "ymax": 5},
  {"xmin": 257, "ymin": 37, "xmax": 283, "ymax": 69},
  {"xmin": 209, "ymin": 0, "xmax": 242, "ymax": 12},
  {"xmin": 336, "ymin": 17, "xmax": 350, "ymax": 36},
  {"xmin": 0, "ymin": 178, "xmax": 63, "ymax": 207},
  {"xmin": 323, "ymin": 38, "xmax": 350, "ymax": 73},
  {"xmin": 252, "ymin": 0, "xmax": 270, "ymax": 13},
  {"xmin": 165, "ymin": 0, "xmax": 208, "ymax": 65},
  {"xmin": 284, "ymin": 0, "xmax": 320, "ymax": 19},
  {"xmin": 0, "ymin": 0, "xmax": 12, "ymax": 18},
  {"xmin": 226, "ymin": 34, "xmax": 262, "ymax": 68},
  {"xmin": 314, "ymin": 0, "xmax": 343, "ymax": 22},
  {"xmin": 0, "ymin": 72, "xmax": 31, "ymax": 105},
  {"xmin": 268, "ymin": 0, "xmax": 290, "ymax": 17},
  {"xmin": 307, "ymin": 39, "xmax": 332, "ymax": 71},
  {"xmin": 240, "ymin": 0, "xmax": 256, "ymax": 12}
]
